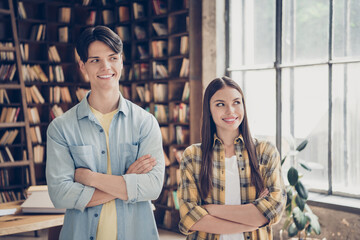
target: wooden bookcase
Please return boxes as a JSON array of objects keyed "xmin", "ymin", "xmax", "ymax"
[{"xmin": 0, "ymin": 0, "xmax": 202, "ymax": 233}]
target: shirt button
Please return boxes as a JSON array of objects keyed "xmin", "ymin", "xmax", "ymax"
[
  {"xmin": 101, "ymin": 150, "xmax": 105, "ymax": 154},
  {"xmin": 100, "ymin": 129, "xmax": 103, "ymax": 133},
  {"xmin": 94, "ymin": 213, "xmax": 98, "ymax": 217},
  {"xmin": 247, "ymin": 236, "xmax": 250, "ymax": 239},
  {"xmin": 241, "ymin": 167, "xmax": 245, "ymax": 171},
  {"xmin": 221, "ymin": 187, "xmax": 224, "ymax": 191},
  {"xmin": 239, "ymin": 154, "xmax": 242, "ymax": 157},
  {"xmin": 90, "ymin": 237, "xmax": 94, "ymax": 240}
]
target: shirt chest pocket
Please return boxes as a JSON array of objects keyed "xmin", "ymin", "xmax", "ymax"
[
  {"xmin": 69, "ymin": 145, "xmax": 96, "ymax": 171},
  {"xmin": 119, "ymin": 143, "xmax": 139, "ymax": 171}
]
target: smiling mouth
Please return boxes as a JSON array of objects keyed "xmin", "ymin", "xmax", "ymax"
[
  {"xmin": 97, "ymin": 74, "xmax": 115, "ymax": 79},
  {"xmin": 223, "ymin": 117, "xmax": 238, "ymax": 123}
]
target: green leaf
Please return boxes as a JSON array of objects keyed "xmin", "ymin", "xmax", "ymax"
[
  {"xmin": 304, "ymin": 204, "xmax": 313, "ymax": 214},
  {"xmin": 281, "ymin": 156, "xmax": 287, "ymax": 166},
  {"xmin": 295, "ymin": 181, "xmax": 308, "ymax": 199},
  {"xmin": 288, "ymin": 167, "xmax": 299, "ymax": 186},
  {"xmin": 300, "ymin": 162, "xmax": 312, "ymax": 171},
  {"xmin": 286, "ymin": 188, "xmax": 293, "ymax": 205},
  {"xmin": 305, "ymin": 212, "xmax": 321, "ymax": 235},
  {"xmin": 288, "ymin": 222, "xmax": 298, "ymax": 237},
  {"xmin": 292, "ymin": 207, "xmax": 307, "ymax": 230},
  {"xmin": 296, "ymin": 139, "xmax": 308, "ymax": 152},
  {"xmin": 295, "ymin": 195, "xmax": 306, "ymax": 211}
]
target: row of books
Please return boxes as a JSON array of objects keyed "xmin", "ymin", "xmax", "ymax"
[
  {"xmin": 0, "ymin": 42, "xmax": 15, "ymax": 61},
  {"xmin": 51, "ymin": 105, "xmax": 64, "ymax": 119},
  {"xmin": 0, "ymin": 130, "xmax": 19, "ymax": 146},
  {"xmin": 49, "ymin": 86, "xmax": 72, "ymax": 103},
  {"xmin": 0, "ymin": 107, "xmax": 20, "ymax": 123},
  {"xmin": 153, "ymin": 62, "xmax": 169, "ymax": 79},
  {"xmin": 172, "ymin": 103, "xmax": 189, "ymax": 123},
  {"xmin": 0, "ymin": 89, "xmax": 10, "ymax": 104},
  {"xmin": 30, "ymin": 126, "xmax": 42, "ymax": 144},
  {"xmin": 0, "ymin": 168, "xmax": 29, "ymax": 188},
  {"xmin": 0, "ymin": 147, "xmax": 15, "ymax": 163},
  {"xmin": 154, "ymin": 104, "xmax": 168, "ymax": 123},
  {"xmin": 48, "ymin": 46, "xmax": 61, "ymax": 63},
  {"xmin": 33, "ymin": 145, "xmax": 45, "ymax": 163},
  {"xmin": 22, "ymin": 65, "xmax": 64, "ymax": 82},
  {"xmin": 22, "ymin": 65, "xmax": 47, "ymax": 82},
  {"xmin": 29, "ymin": 24, "xmax": 46, "ymax": 41},
  {"xmin": 152, "ymin": 0, "xmax": 167, "ymax": 15},
  {"xmin": 25, "ymin": 86, "xmax": 45, "ymax": 104},
  {"xmin": 135, "ymin": 84, "xmax": 151, "ymax": 102},
  {"xmin": 0, "ymin": 190, "xmax": 25, "ymax": 203},
  {"xmin": 28, "ymin": 107, "xmax": 40, "ymax": 124},
  {"xmin": 0, "ymin": 64, "xmax": 16, "ymax": 82},
  {"xmin": 160, "ymin": 126, "xmax": 189, "ymax": 145}
]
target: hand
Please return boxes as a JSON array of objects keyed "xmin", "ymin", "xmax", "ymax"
[
  {"xmin": 126, "ymin": 154, "xmax": 156, "ymax": 174},
  {"xmin": 74, "ymin": 168, "xmax": 95, "ymax": 186},
  {"xmin": 258, "ymin": 188, "xmax": 269, "ymax": 198}
]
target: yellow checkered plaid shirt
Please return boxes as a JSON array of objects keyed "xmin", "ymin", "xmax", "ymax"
[{"xmin": 178, "ymin": 134, "xmax": 286, "ymax": 240}]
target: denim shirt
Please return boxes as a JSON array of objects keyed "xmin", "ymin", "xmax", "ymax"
[{"xmin": 46, "ymin": 92, "xmax": 165, "ymax": 240}]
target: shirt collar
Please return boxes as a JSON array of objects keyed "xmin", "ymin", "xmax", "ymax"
[
  {"xmin": 77, "ymin": 90, "xmax": 129, "ymax": 120},
  {"xmin": 212, "ymin": 133, "xmax": 244, "ymax": 147}
]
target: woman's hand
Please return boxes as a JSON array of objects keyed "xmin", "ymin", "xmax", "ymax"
[{"xmin": 258, "ymin": 188, "xmax": 269, "ymax": 198}]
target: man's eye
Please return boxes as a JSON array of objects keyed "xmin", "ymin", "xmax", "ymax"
[{"xmin": 90, "ymin": 59, "xmax": 98, "ymax": 63}]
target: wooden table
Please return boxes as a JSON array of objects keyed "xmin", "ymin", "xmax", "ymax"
[{"xmin": 0, "ymin": 201, "xmax": 64, "ymax": 237}]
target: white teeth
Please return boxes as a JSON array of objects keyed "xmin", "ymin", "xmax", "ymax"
[{"xmin": 98, "ymin": 74, "xmax": 113, "ymax": 78}]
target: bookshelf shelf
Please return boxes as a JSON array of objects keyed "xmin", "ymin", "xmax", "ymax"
[{"xmin": 0, "ymin": 161, "xmax": 30, "ymax": 168}]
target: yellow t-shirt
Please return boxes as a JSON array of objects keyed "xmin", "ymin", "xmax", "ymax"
[{"xmin": 90, "ymin": 106, "xmax": 118, "ymax": 240}]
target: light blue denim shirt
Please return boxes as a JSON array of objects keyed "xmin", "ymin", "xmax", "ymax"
[{"xmin": 46, "ymin": 91, "xmax": 165, "ymax": 240}]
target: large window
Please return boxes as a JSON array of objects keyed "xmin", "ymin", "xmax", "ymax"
[{"xmin": 227, "ymin": 0, "xmax": 360, "ymax": 197}]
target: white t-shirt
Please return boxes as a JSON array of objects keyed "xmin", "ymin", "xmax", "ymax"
[{"xmin": 220, "ymin": 155, "xmax": 245, "ymax": 240}]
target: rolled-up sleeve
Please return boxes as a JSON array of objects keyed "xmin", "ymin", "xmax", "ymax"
[
  {"xmin": 46, "ymin": 120, "xmax": 95, "ymax": 212},
  {"xmin": 252, "ymin": 142, "xmax": 286, "ymax": 226},
  {"xmin": 178, "ymin": 147, "xmax": 209, "ymax": 235},
  {"xmin": 122, "ymin": 114, "xmax": 165, "ymax": 203}
]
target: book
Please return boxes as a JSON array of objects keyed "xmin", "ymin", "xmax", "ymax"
[
  {"xmin": 133, "ymin": 3, "xmax": 145, "ymax": 19},
  {"xmin": 152, "ymin": 22, "xmax": 168, "ymax": 36},
  {"xmin": 21, "ymin": 186, "xmax": 65, "ymax": 213},
  {"xmin": 58, "ymin": 7, "xmax": 71, "ymax": 23},
  {"xmin": 58, "ymin": 26, "xmax": 69, "ymax": 42},
  {"xmin": 118, "ymin": 6, "xmax": 130, "ymax": 22}
]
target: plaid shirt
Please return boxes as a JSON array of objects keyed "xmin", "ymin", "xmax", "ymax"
[{"xmin": 178, "ymin": 134, "xmax": 286, "ymax": 240}]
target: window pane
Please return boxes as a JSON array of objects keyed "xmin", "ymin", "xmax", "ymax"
[
  {"xmin": 332, "ymin": 63, "xmax": 360, "ymax": 195},
  {"xmin": 333, "ymin": 0, "xmax": 360, "ymax": 58},
  {"xmin": 282, "ymin": 0, "xmax": 329, "ymax": 63},
  {"xmin": 229, "ymin": 0, "xmax": 275, "ymax": 68},
  {"xmin": 242, "ymin": 70, "xmax": 276, "ymax": 139},
  {"xmin": 282, "ymin": 66, "xmax": 328, "ymax": 190}
]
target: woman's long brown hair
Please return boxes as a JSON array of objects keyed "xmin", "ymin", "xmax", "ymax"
[{"xmin": 199, "ymin": 76, "xmax": 264, "ymax": 199}]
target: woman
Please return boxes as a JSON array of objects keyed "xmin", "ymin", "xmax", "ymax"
[{"xmin": 178, "ymin": 77, "xmax": 286, "ymax": 240}]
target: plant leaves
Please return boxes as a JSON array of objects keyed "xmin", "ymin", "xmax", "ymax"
[
  {"xmin": 295, "ymin": 195, "xmax": 306, "ymax": 211},
  {"xmin": 295, "ymin": 181, "xmax": 308, "ymax": 199},
  {"xmin": 288, "ymin": 222, "xmax": 298, "ymax": 237},
  {"xmin": 299, "ymin": 161, "xmax": 312, "ymax": 171},
  {"xmin": 281, "ymin": 156, "xmax": 287, "ymax": 166},
  {"xmin": 296, "ymin": 139, "xmax": 308, "ymax": 152},
  {"xmin": 305, "ymin": 212, "xmax": 321, "ymax": 235},
  {"xmin": 292, "ymin": 207, "xmax": 307, "ymax": 230},
  {"xmin": 288, "ymin": 167, "xmax": 299, "ymax": 186}
]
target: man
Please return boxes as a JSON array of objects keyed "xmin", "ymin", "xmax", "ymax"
[{"xmin": 46, "ymin": 26, "xmax": 165, "ymax": 240}]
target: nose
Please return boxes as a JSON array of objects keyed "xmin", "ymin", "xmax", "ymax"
[
  {"xmin": 100, "ymin": 59, "xmax": 111, "ymax": 70},
  {"xmin": 225, "ymin": 105, "xmax": 234, "ymax": 114}
]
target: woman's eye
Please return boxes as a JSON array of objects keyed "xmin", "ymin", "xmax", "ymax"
[
  {"xmin": 216, "ymin": 103, "xmax": 224, "ymax": 107},
  {"xmin": 234, "ymin": 101, "xmax": 241, "ymax": 105},
  {"xmin": 111, "ymin": 57, "xmax": 118, "ymax": 60}
]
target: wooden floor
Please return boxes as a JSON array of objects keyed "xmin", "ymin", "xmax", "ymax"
[{"xmin": 0, "ymin": 228, "xmax": 186, "ymax": 240}]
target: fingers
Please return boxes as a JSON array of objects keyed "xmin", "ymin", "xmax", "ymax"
[
  {"xmin": 259, "ymin": 188, "xmax": 269, "ymax": 198},
  {"xmin": 126, "ymin": 155, "xmax": 156, "ymax": 174}
]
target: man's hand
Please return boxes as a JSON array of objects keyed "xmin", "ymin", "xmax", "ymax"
[
  {"xmin": 74, "ymin": 168, "xmax": 95, "ymax": 186},
  {"xmin": 126, "ymin": 154, "xmax": 156, "ymax": 174}
]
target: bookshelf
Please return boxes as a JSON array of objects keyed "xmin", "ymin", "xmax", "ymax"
[
  {"xmin": 0, "ymin": 0, "xmax": 202, "ymax": 233},
  {"xmin": 0, "ymin": 0, "xmax": 35, "ymax": 204}
]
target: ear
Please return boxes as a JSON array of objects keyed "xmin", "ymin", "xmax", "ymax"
[{"xmin": 79, "ymin": 60, "xmax": 86, "ymax": 74}]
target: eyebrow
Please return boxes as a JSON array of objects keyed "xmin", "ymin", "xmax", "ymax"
[
  {"xmin": 213, "ymin": 97, "xmax": 242, "ymax": 102},
  {"xmin": 88, "ymin": 53, "xmax": 118, "ymax": 59}
]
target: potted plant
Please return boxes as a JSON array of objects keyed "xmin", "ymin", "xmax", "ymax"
[{"xmin": 281, "ymin": 139, "xmax": 321, "ymax": 239}]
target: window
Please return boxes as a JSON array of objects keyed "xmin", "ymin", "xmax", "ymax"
[{"xmin": 227, "ymin": 0, "xmax": 360, "ymax": 197}]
